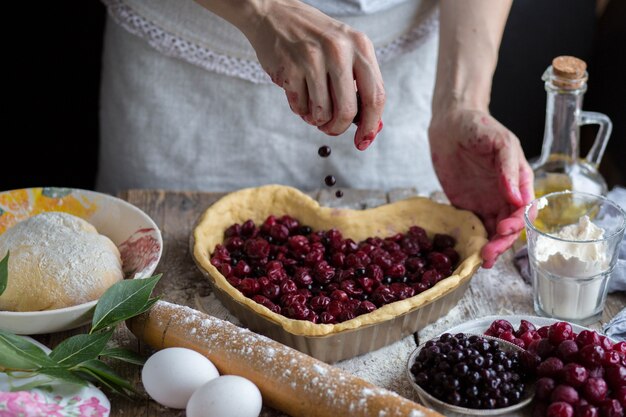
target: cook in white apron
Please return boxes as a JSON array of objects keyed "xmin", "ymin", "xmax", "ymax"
[{"xmin": 98, "ymin": 0, "xmax": 441, "ymax": 194}]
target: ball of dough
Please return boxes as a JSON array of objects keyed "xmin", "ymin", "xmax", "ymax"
[{"xmin": 0, "ymin": 212, "xmax": 123, "ymax": 311}]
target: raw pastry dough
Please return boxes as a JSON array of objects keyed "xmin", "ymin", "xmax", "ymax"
[{"xmin": 0, "ymin": 212, "xmax": 123, "ymax": 311}]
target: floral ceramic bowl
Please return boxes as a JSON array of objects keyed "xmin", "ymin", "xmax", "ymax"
[{"xmin": 0, "ymin": 187, "xmax": 162, "ymax": 334}]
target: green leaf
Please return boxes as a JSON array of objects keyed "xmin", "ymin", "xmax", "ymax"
[
  {"xmin": 49, "ymin": 330, "xmax": 113, "ymax": 367},
  {"xmin": 77, "ymin": 359, "xmax": 134, "ymax": 390},
  {"xmin": 100, "ymin": 347, "xmax": 145, "ymax": 365},
  {"xmin": 0, "ymin": 344, "xmax": 38, "ymax": 371},
  {"xmin": 9, "ymin": 368, "xmax": 87, "ymax": 391},
  {"xmin": 76, "ymin": 359, "xmax": 135, "ymax": 397},
  {"xmin": 9, "ymin": 377, "xmax": 54, "ymax": 392},
  {"xmin": 0, "ymin": 251, "xmax": 8, "ymax": 296},
  {"xmin": 134, "ymin": 297, "xmax": 160, "ymax": 317},
  {"xmin": 91, "ymin": 275, "xmax": 161, "ymax": 333},
  {"xmin": 38, "ymin": 367, "xmax": 87, "ymax": 386},
  {"xmin": 0, "ymin": 330, "xmax": 57, "ymax": 370}
]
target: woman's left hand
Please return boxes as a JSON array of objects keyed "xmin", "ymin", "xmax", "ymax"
[{"xmin": 428, "ymin": 108, "xmax": 534, "ymax": 268}]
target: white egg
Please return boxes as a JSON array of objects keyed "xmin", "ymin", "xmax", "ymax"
[
  {"xmin": 186, "ymin": 375, "xmax": 262, "ymax": 417},
  {"xmin": 141, "ymin": 347, "xmax": 219, "ymax": 409}
]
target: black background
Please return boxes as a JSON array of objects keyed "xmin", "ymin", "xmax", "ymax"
[{"xmin": 2, "ymin": 0, "xmax": 624, "ymax": 191}]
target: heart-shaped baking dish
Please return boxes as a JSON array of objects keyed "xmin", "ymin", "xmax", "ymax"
[{"xmin": 192, "ymin": 185, "xmax": 487, "ymax": 362}]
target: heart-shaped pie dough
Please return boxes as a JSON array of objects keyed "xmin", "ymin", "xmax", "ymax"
[{"xmin": 192, "ymin": 185, "xmax": 487, "ymax": 360}]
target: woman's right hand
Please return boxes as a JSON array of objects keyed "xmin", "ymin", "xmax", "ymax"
[{"xmin": 239, "ymin": 0, "xmax": 386, "ymax": 150}]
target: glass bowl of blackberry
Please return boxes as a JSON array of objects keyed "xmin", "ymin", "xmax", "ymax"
[{"xmin": 407, "ymin": 332, "xmax": 535, "ymax": 416}]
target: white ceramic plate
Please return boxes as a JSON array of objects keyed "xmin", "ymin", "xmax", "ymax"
[
  {"xmin": 0, "ymin": 337, "xmax": 111, "ymax": 416},
  {"xmin": 0, "ymin": 187, "xmax": 162, "ymax": 334}
]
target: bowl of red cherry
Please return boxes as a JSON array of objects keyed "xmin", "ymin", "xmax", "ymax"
[
  {"xmin": 407, "ymin": 332, "xmax": 534, "ymax": 416},
  {"xmin": 483, "ymin": 318, "xmax": 625, "ymax": 417}
]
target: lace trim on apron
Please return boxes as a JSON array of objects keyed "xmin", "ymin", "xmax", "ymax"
[{"xmin": 102, "ymin": 0, "xmax": 439, "ymax": 84}]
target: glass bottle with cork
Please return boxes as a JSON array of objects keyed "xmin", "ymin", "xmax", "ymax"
[{"xmin": 532, "ymin": 56, "xmax": 612, "ymax": 198}]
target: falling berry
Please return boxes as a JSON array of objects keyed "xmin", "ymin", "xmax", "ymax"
[
  {"xmin": 325, "ymin": 175, "xmax": 336, "ymax": 187},
  {"xmin": 335, "ymin": 190, "xmax": 343, "ymax": 198},
  {"xmin": 318, "ymin": 145, "xmax": 331, "ymax": 157}
]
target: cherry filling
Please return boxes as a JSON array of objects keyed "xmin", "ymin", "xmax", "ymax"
[{"xmin": 210, "ymin": 215, "xmax": 460, "ymax": 324}]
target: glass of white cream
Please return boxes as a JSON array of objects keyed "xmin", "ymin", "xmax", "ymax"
[{"xmin": 524, "ymin": 191, "xmax": 625, "ymax": 324}]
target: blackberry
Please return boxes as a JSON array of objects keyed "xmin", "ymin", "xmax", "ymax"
[{"xmin": 410, "ymin": 333, "xmax": 527, "ymax": 409}]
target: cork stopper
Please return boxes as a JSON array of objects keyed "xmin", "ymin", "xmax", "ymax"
[{"xmin": 550, "ymin": 56, "xmax": 587, "ymax": 89}]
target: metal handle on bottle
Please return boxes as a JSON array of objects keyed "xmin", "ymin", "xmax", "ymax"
[{"xmin": 579, "ymin": 111, "xmax": 613, "ymax": 167}]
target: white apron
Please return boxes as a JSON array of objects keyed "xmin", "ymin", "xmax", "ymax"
[{"xmin": 97, "ymin": 0, "xmax": 441, "ymax": 194}]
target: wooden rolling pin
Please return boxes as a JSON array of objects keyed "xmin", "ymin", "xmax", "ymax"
[{"xmin": 127, "ymin": 300, "xmax": 441, "ymax": 417}]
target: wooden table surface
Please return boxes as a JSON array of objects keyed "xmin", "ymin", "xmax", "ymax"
[{"xmin": 36, "ymin": 188, "xmax": 626, "ymax": 417}]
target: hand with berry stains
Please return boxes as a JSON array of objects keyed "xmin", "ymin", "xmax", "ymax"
[
  {"xmin": 429, "ymin": 109, "xmax": 534, "ymax": 268},
  {"xmin": 431, "ymin": 0, "xmax": 533, "ymax": 268},
  {"xmin": 194, "ymin": 0, "xmax": 385, "ymax": 151}
]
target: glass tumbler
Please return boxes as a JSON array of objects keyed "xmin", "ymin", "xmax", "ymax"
[{"xmin": 524, "ymin": 191, "xmax": 625, "ymax": 325}]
